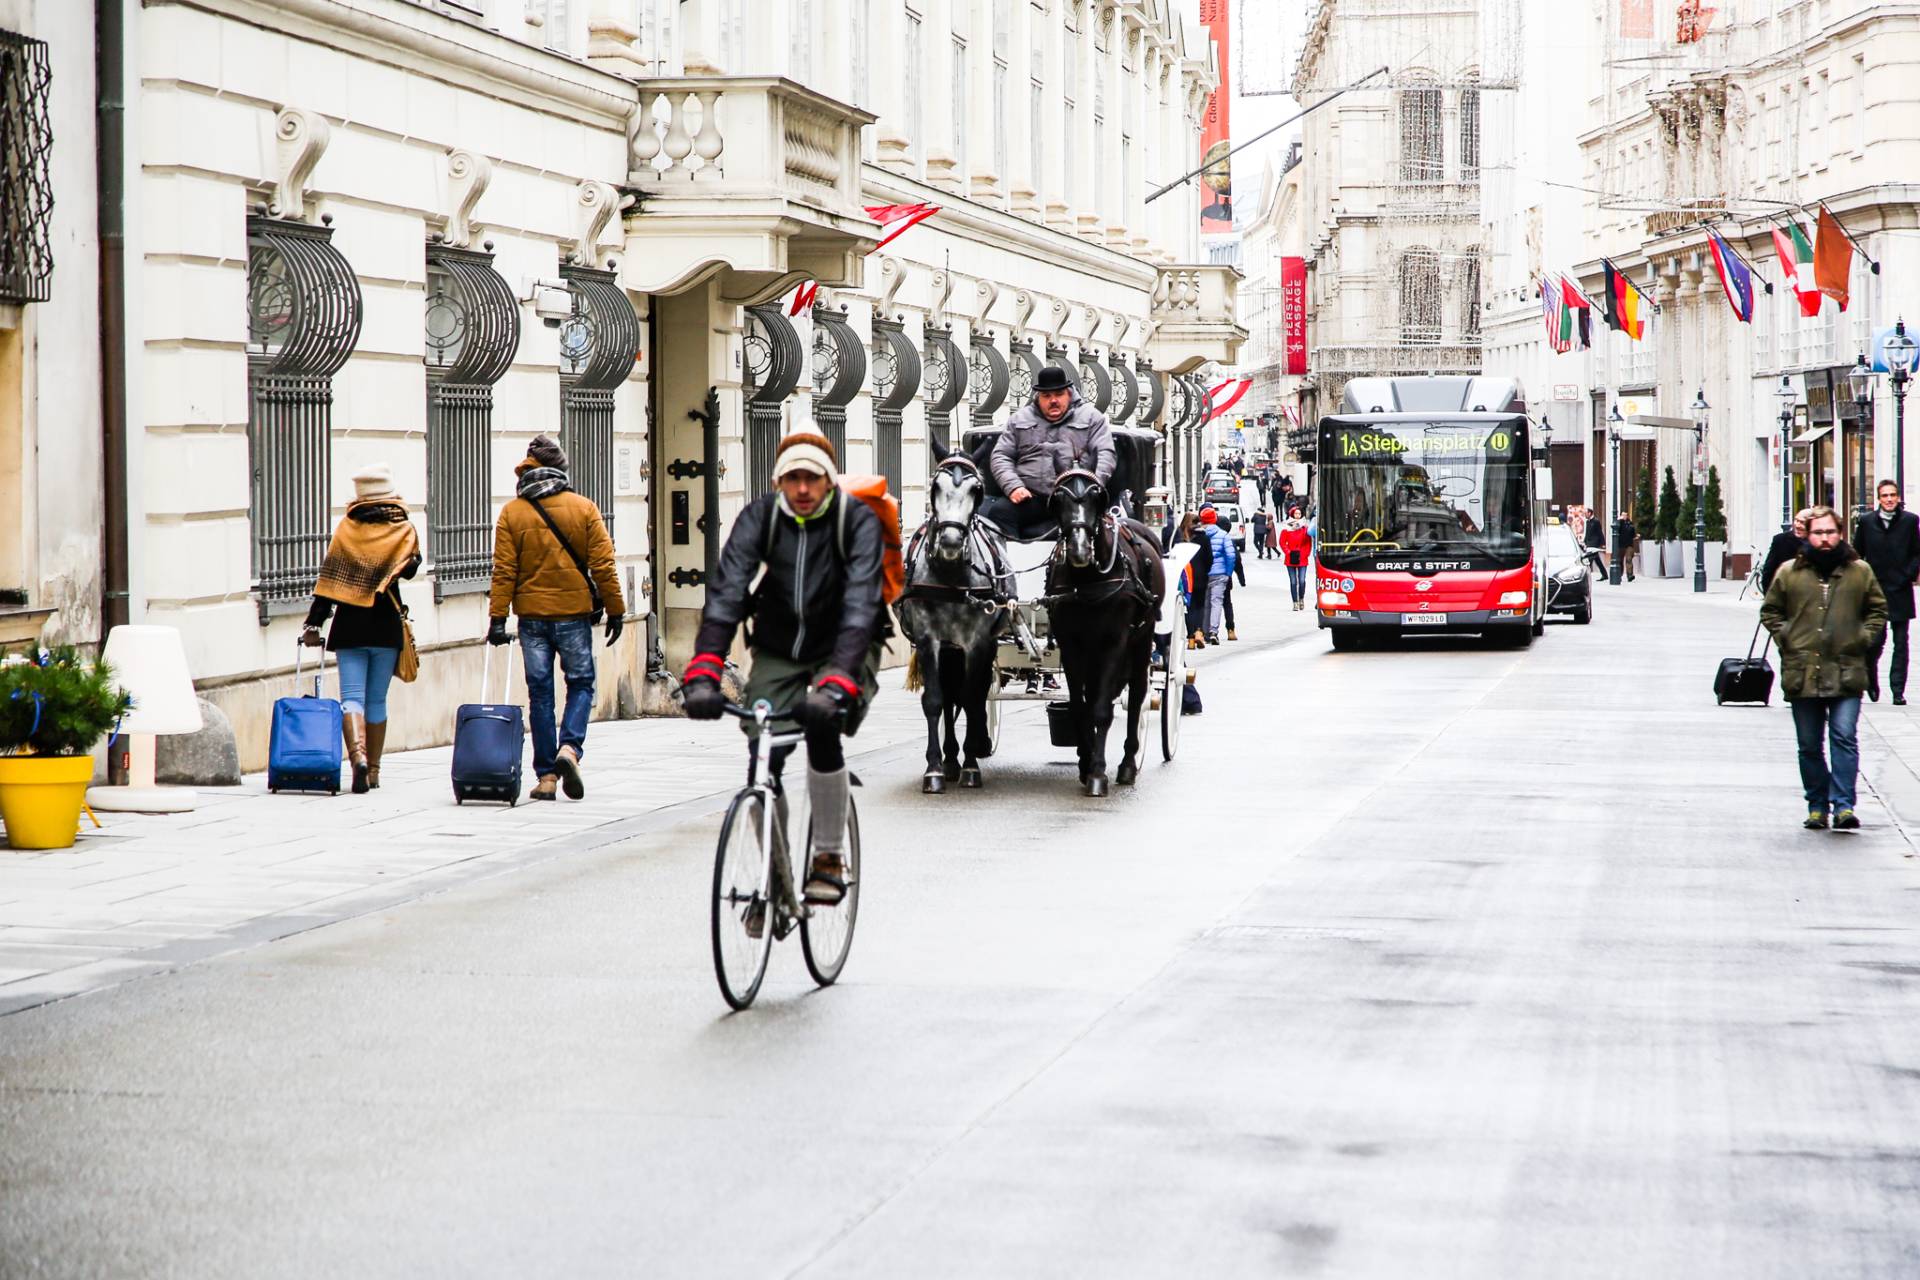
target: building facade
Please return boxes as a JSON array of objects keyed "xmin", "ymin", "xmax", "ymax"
[{"xmin": 9, "ymin": 0, "xmax": 1242, "ymax": 768}]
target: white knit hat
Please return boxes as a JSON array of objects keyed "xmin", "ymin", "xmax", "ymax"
[
  {"xmin": 772, "ymin": 434, "xmax": 839, "ymax": 483},
  {"xmin": 352, "ymin": 465, "xmax": 397, "ymax": 501}
]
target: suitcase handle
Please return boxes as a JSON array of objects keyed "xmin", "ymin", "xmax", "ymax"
[
  {"xmin": 481, "ymin": 636, "xmax": 517, "ymax": 704},
  {"xmin": 293, "ymin": 637, "xmax": 328, "ymax": 698},
  {"xmin": 1747, "ymin": 616, "xmax": 1770, "ymax": 662}
]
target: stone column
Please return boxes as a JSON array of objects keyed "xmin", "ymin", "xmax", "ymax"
[
  {"xmin": 1072, "ymin": 4, "xmax": 1101, "ymax": 240},
  {"xmin": 923, "ymin": 0, "xmax": 961, "ymax": 192},
  {"xmin": 1042, "ymin": 10, "xmax": 1073, "ymax": 231},
  {"xmin": 1101, "ymin": 3, "xmax": 1128, "ymax": 246},
  {"xmin": 872, "ymin": 0, "xmax": 913, "ymax": 175},
  {"xmin": 1009, "ymin": 0, "xmax": 1039, "ymax": 214}
]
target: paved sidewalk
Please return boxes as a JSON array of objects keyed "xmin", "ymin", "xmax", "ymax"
[{"xmin": 0, "ymin": 669, "xmax": 955, "ymax": 1016}]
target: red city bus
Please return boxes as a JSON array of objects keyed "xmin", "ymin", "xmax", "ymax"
[{"xmin": 1313, "ymin": 376, "xmax": 1547, "ymax": 650}]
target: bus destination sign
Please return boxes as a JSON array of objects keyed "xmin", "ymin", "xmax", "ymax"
[{"xmin": 1335, "ymin": 426, "xmax": 1516, "ymax": 459}]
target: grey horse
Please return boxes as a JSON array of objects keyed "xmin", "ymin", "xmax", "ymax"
[{"xmin": 896, "ymin": 454, "xmax": 1011, "ymax": 793}]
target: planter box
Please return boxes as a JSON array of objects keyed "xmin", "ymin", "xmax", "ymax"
[
  {"xmin": 0, "ymin": 755, "xmax": 95, "ymax": 850},
  {"xmin": 1661, "ymin": 541, "xmax": 1685, "ymax": 577},
  {"xmin": 1636, "ymin": 544, "xmax": 1658, "ymax": 579}
]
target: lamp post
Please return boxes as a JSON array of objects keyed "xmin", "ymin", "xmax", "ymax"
[
  {"xmin": 1888, "ymin": 317, "xmax": 1917, "ymax": 495},
  {"xmin": 1776, "ymin": 374, "xmax": 1796, "ymax": 530},
  {"xmin": 1607, "ymin": 405, "xmax": 1624, "ymax": 586},
  {"xmin": 1690, "ymin": 389, "xmax": 1709, "ymax": 593},
  {"xmin": 1849, "ymin": 353, "xmax": 1877, "ymax": 526}
]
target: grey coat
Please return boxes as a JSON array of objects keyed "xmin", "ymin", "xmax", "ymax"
[{"xmin": 990, "ymin": 394, "xmax": 1116, "ymax": 499}]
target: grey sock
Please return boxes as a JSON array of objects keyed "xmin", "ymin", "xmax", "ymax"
[{"xmin": 808, "ymin": 767, "xmax": 849, "ymax": 857}]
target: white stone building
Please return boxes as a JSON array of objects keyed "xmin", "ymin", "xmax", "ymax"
[
  {"xmin": 1236, "ymin": 145, "xmax": 1307, "ymax": 484},
  {"xmin": 1572, "ymin": 0, "xmax": 1920, "ymax": 575},
  {"xmin": 42, "ymin": 0, "xmax": 1242, "ymax": 768}
]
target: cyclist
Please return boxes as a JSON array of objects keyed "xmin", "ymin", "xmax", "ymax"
[{"xmin": 681, "ymin": 432, "xmax": 886, "ymax": 907}]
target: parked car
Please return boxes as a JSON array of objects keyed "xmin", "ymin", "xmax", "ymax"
[
  {"xmin": 1213, "ymin": 502, "xmax": 1246, "ymax": 554},
  {"xmin": 1541, "ymin": 522, "xmax": 1595, "ymax": 625},
  {"xmin": 1202, "ymin": 469, "xmax": 1238, "ymax": 503}
]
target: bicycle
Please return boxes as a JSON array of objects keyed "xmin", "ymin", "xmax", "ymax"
[{"xmin": 709, "ymin": 700, "xmax": 861, "ymax": 1010}]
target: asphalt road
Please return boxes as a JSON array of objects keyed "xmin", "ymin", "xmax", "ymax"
[{"xmin": 5, "ymin": 572, "xmax": 1920, "ymax": 1278}]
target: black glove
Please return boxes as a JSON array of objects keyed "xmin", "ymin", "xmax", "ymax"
[
  {"xmin": 486, "ymin": 617, "xmax": 510, "ymax": 647},
  {"xmin": 799, "ymin": 682, "xmax": 851, "ymax": 732},
  {"xmin": 681, "ymin": 678, "xmax": 725, "ymax": 721},
  {"xmin": 604, "ymin": 614, "xmax": 624, "ymax": 647}
]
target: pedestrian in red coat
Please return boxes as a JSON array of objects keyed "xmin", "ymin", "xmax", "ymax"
[{"xmin": 1279, "ymin": 511, "xmax": 1313, "ymax": 611}]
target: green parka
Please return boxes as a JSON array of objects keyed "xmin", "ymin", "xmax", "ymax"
[{"xmin": 1760, "ymin": 555, "xmax": 1888, "ymax": 700}]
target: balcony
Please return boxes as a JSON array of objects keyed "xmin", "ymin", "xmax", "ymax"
[
  {"xmin": 624, "ymin": 77, "xmax": 878, "ymax": 301},
  {"xmin": 1148, "ymin": 265, "xmax": 1247, "ymax": 374}
]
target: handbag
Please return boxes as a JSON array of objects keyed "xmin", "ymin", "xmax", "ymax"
[
  {"xmin": 391, "ymin": 586, "xmax": 420, "ymax": 683},
  {"xmin": 528, "ymin": 495, "xmax": 605, "ymax": 625}
]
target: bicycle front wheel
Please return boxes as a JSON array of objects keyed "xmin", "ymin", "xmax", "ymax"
[
  {"xmin": 712, "ymin": 789, "xmax": 775, "ymax": 1010},
  {"xmin": 800, "ymin": 794, "xmax": 860, "ymax": 987}
]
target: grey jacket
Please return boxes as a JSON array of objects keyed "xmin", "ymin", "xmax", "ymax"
[{"xmin": 990, "ymin": 394, "xmax": 1116, "ymax": 499}]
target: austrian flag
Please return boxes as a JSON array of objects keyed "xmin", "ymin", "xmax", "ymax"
[{"xmin": 1707, "ymin": 233, "xmax": 1755, "ymax": 323}]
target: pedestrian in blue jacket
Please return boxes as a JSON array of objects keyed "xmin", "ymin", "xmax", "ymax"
[{"xmin": 1199, "ymin": 507, "xmax": 1236, "ymax": 644}]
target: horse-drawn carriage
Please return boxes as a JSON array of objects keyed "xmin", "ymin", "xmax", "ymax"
[{"xmin": 899, "ymin": 424, "xmax": 1195, "ymax": 796}]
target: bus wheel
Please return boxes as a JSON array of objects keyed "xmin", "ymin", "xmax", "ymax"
[{"xmin": 1331, "ymin": 629, "xmax": 1365, "ymax": 652}]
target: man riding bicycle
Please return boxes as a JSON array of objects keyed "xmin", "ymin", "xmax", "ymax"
[
  {"xmin": 982, "ymin": 364, "xmax": 1116, "ymax": 539},
  {"xmin": 681, "ymin": 432, "xmax": 885, "ymax": 907}
]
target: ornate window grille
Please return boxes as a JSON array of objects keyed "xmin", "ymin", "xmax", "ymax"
[
  {"xmin": 1046, "ymin": 342, "xmax": 1079, "ymax": 396},
  {"xmin": 1461, "ymin": 257, "xmax": 1482, "ymax": 343},
  {"xmin": 1135, "ymin": 358, "xmax": 1164, "ymax": 431},
  {"xmin": 743, "ymin": 304, "xmax": 803, "ymax": 493},
  {"xmin": 0, "ymin": 30, "xmax": 54, "ymax": 304},
  {"xmin": 923, "ymin": 325, "xmax": 968, "ymax": 452},
  {"xmin": 245, "ymin": 217, "xmax": 363, "ymax": 620},
  {"xmin": 1398, "ymin": 85, "xmax": 1443, "ymax": 183},
  {"xmin": 426, "ymin": 242, "xmax": 520, "ymax": 598},
  {"xmin": 1107, "ymin": 354, "xmax": 1138, "ymax": 426},
  {"xmin": 1397, "ymin": 247, "xmax": 1442, "ymax": 346},
  {"xmin": 558, "ymin": 263, "xmax": 641, "ymax": 532},
  {"xmin": 810, "ymin": 305, "xmax": 865, "ymax": 462},
  {"xmin": 968, "ymin": 332, "xmax": 1010, "ymax": 429},
  {"xmin": 1007, "ymin": 337, "xmax": 1040, "ymax": 407},
  {"xmin": 1076, "ymin": 353, "xmax": 1113, "ymax": 414},
  {"xmin": 871, "ymin": 318, "xmax": 920, "ymax": 492},
  {"xmin": 1459, "ymin": 83, "xmax": 1481, "ymax": 181}
]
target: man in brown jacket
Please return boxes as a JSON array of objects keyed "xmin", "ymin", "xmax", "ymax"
[{"xmin": 488, "ymin": 435, "xmax": 626, "ymax": 801}]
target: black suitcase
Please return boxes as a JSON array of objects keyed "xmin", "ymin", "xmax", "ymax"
[
  {"xmin": 1715, "ymin": 619, "xmax": 1775, "ymax": 706},
  {"xmin": 452, "ymin": 644, "xmax": 524, "ymax": 805}
]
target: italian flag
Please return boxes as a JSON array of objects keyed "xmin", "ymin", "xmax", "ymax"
[{"xmin": 1772, "ymin": 223, "xmax": 1820, "ymax": 317}]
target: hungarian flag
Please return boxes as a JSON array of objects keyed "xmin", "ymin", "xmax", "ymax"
[
  {"xmin": 1560, "ymin": 276, "xmax": 1593, "ymax": 350},
  {"xmin": 1814, "ymin": 205, "xmax": 1853, "ymax": 312},
  {"xmin": 1542, "ymin": 277, "xmax": 1570, "ymax": 354},
  {"xmin": 1772, "ymin": 222, "xmax": 1820, "ymax": 317},
  {"xmin": 1602, "ymin": 260, "xmax": 1647, "ymax": 341},
  {"xmin": 1706, "ymin": 233, "xmax": 1754, "ymax": 323}
]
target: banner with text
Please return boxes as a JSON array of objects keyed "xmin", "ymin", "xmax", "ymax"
[
  {"xmin": 1282, "ymin": 256, "xmax": 1307, "ymax": 375},
  {"xmin": 1198, "ymin": 0, "xmax": 1232, "ymax": 233}
]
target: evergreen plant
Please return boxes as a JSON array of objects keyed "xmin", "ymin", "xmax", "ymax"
[
  {"xmin": 1703, "ymin": 466, "xmax": 1728, "ymax": 541},
  {"xmin": 0, "ymin": 648, "xmax": 132, "ymax": 756},
  {"xmin": 1633, "ymin": 468, "xmax": 1656, "ymax": 536},
  {"xmin": 1656, "ymin": 466, "xmax": 1683, "ymax": 541}
]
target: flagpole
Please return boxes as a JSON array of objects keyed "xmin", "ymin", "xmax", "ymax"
[{"xmin": 1807, "ymin": 202, "xmax": 1882, "ymax": 274}]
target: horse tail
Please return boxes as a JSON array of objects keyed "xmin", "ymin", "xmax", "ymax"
[{"xmin": 905, "ymin": 649, "xmax": 923, "ymax": 692}]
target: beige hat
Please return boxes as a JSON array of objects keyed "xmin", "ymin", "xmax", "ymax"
[
  {"xmin": 352, "ymin": 465, "xmax": 397, "ymax": 501},
  {"xmin": 772, "ymin": 431, "xmax": 839, "ymax": 483}
]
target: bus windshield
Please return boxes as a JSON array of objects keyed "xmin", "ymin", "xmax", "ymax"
[{"xmin": 1317, "ymin": 417, "xmax": 1531, "ymax": 570}]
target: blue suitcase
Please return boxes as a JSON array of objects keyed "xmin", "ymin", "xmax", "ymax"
[
  {"xmin": 452, "ymin": 644, "xmax": 524, "ymax": 806},
  {"xmin": 269, "ymin": 646, "xmax": 343, "ymax": 794}
]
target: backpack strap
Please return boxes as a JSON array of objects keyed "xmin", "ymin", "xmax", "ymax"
[{"xmin": 528, "ymin": 495, "xmax": 604, "ymax": 620}]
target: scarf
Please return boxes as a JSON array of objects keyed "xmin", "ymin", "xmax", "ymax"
[
  {"xmin": 314, "ymin": 499, "xmax": 420, "ymax": 608},
  {"xmin": 517, "ymin": 466, "xmax": 572, "ymax": 501},
  {"xmin": 1806, "ymin": 542, "xmax": 1851, "ymax": 579}
]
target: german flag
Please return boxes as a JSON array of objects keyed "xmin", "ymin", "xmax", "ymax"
[{"xmin": 1602, "ymin": 259, "xmax": 1648, "ymax": 341}]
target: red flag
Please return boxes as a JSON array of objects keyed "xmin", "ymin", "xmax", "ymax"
[
  {"xmin": 1814, "ymin": 205, "xmax": 1853, "ymax": 312},
  {"xmin": 1205, "ymin": 379, "xmax": 1251, "ymax": 422},
  {"xmin": 863, "ymin": 202, "xmax": 941, "ymax": 250}
]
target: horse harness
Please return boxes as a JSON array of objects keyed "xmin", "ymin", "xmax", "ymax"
[
  {"xmin": 901, "ymin": 454, "xmax": 1015, "ymax": 616},
  {"xmin": 1046, "ymin": 474, "xmax": 1160, "ymax": 621}
]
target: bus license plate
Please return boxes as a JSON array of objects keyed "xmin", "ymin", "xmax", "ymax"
[{"xmin": 1401, "ymin": 613, "xmax": 1448, "ymax": 626}]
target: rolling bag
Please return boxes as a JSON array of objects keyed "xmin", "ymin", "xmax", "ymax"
[
  {"xmin": 268, "ymin": 646, "xmax": 343, "ymax": 794},
  {"xmin": 452, "ymin": 643, "xmax": 524, "ymax": 806},
  {"xmin": 1714, "ymin": 618, "xmax": 1775, "ymax": 706}
]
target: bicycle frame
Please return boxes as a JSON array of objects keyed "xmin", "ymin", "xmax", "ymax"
[{"xmin": 731, "ymin": 700, "xmax": 809, "ymax": 937}]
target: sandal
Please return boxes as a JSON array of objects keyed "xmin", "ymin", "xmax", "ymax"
[{"xmin": 804, "ymin": 854, "xmax": 849, "ymax": 905}]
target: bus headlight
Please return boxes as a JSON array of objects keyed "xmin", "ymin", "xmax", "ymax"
[
  {"xmin": 1319, "ymin": 591, "xmax": 1349, "ymax": 607},
  {"xmin": 1497, "ymin": 590, "xmax": 1530, "ymax": 606}
]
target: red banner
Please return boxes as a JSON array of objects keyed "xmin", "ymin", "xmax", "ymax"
[
  {"xmin": 1198, "ymin": 0, "xmax": 1232, "ymax": 233},
  {"xmin": 1281, "ymin": 257, "xmax": 1307, "ymax": 376}
]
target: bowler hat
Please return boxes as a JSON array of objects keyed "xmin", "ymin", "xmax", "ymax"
[{"xmin": 1034, "ymin": 365, "xmax": 1073, "ymax": 394}]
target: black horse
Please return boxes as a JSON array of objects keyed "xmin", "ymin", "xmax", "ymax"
[
  {"xmin": 897, "ymin": 455, "xmax": 1011, "ymax": 793},
  {"xmin": 1046, "ymin": 470, "xmax": 1166, "ymax": 797}
]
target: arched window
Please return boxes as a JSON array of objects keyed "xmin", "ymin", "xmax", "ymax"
[
  {"xmin": 1399, "ymin": 83, "xmax": 1443, "ymax": 182},
  {"xmin": 1459, "ymin": 80, "xmax": 1481, "ymax": 181},
  {"xmin": 1461, "ymin": 258, "xmax": 1482, "ymax": 341},
  {"xmin": 1398, "ymin": 247, "xmax": 1441, "ymax": 346}
]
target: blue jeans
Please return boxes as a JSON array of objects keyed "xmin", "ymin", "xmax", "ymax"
[
  {"xmin": 520, "ymin": 618, "xmax": 596, "ymax": 777},
  {"xmin": 1286, "ymin": 565, "xmax": 1308, "ymax": 601},
  {"xmin": 1791, "ymin": 696, "xmax": 1862, "ymax": 812},
  {"xmin": 335, "ymin": 647, "xmax": 399, "ymax": 723}
]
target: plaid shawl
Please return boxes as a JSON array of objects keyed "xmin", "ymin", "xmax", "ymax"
[
  {"xmin": 516, "ymin": 466, "xmax": 572, "ymax": 501},
  {"xmin": 314, "ymin": 499, "xmax": 421, "ymax": 608}
]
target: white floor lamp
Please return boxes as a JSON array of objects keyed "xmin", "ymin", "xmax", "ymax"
[{"xmin": 86, "ymin": 625, "xmax": 203, "ymax": 814}]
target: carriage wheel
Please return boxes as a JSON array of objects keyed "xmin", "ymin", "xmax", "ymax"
[
  {"xmin": 985, "ymin": 686, "xmax": 1003, "ymax": 757},
  {"xmin": 1160, "ymin": 647, "xmax": 1183, "ymax": 762}
]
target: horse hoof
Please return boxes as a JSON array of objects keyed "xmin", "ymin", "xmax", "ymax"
[
  {"xmin": 923, "ymin": 773, "xmax": 947, "ymax": 794},
  {"xmin": 1084, "ymin": 775, "xmax": 1110, "ymax": 798},
  {"xmin": 960, "ymin": 768, "xmax": 983, "ymax": 788},
  {"xmin": 1116, "ymin": 761, "xmax": 1138, "ymax": 786},
  {"xmin": 944, "ymin": 761, "xmax": 961, "ymax": 782}
]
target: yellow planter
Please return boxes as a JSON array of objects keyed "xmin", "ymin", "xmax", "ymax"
[{"xmin": 0, "ymin": 755, "xmax": 96, "ymax": 850}]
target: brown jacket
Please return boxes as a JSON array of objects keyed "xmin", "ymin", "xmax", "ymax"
[{"xmin": 489, "ymin": 490, "xmax": 626, "ymax": 621}]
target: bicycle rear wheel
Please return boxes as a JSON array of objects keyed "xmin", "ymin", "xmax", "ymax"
[
  {"xmin": 800, "ymin": 794, "xmax": 860, "ymax": 987},
  {"xmin": 712, "ymin": 789, "xmax": 775, "ymax": 1010}
]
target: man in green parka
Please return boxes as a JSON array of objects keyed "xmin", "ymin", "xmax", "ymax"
[{"xmin": 1761, "ymin": 505, "xmax": 1888, "ymax": 830}]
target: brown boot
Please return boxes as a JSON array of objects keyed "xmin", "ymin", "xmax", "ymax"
[
  {"xmin": 530, "ymin": 774, "xmax": 559, "ymax": 801},
  {"xmin": 365, "ymin": 720, "xmax": 388, "ymax": 790},
  {"xmin": 343, "ymin": 712, "xmax": 369, "ymax": 794}
]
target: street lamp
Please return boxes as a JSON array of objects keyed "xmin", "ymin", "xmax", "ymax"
[
  {"xmin": 1888, "ymin": 317, "xmax": 1917, "ymax": 496},
  {"xmin": 1849, "ymin": 353, "xmax": 1877, "ymax": 524},
  {"xmin": 1776, "ymin": 374, "xmax": 1796, "ymax": 531},
  {"xmin": 1607, "ymin": 404, "xmax": 1624, "ymax": 586},
  {"xmin": 1690, "ymin": 388, "xmax": 1709, "ymax": 593}
]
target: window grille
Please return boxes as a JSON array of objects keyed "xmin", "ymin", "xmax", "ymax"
[
  {"xmin": 810, "ymin": 305, "xmax": 866, "ymax": 462},
  {"xmin": 1008, "ymin": 338, "xmax": 1040, "ymax": 406},
  {"xmin": 1461, "ymin": 258, "xmax": 1481, "ymax": 341},
  {"xmin": 743, "ymin": 304, "xmax": 803, "ymax": 494},
  {"xmin": 1459, "ymin": 86, "xmax": 1481, "ymax": 181},
  {"xmin": 1398, "ymin": 86, "xmax": 1443, "ymax": 182},
  {"xmin": 923, "ymin": 326, "xmax": 969, "ymax": 452},
  {"xmin": 0, "ymin": 31, "xmax": 54, "ymax": 304},
  {"xmin": 426, "ymin": 244, "xmax": 520, "ymax": 598},
  {"xmin": 1397, "ymin": 247, "xmax": 1442, "ymax": 346},
  {"xmin": 1107, "ymin": 354, "xmax": 1137, "ymax": 426},
  {"xmin": 245, "ymin": 218, "xmax": 363, "ymax": 620},
  {"xmin": 968, "ymin": 333, "xmax": 1010, "ymax": 429},
  {"xmin": 871, "ymin": 318, "xmax": 920, "ymax": 492},
  {"xmin": 1135, "ymin": 358, "xmax": 1164, "ymax": 430},
  {"xmin": 557, "ymin": 264, "xmax": 640, "ymax": 533}
]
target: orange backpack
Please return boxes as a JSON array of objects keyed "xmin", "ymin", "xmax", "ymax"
[{"xmin": 839, "ymin": 474, "xmax": 906, "ymax": 604}]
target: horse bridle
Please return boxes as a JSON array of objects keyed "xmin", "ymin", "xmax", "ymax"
[
  {"xmin": 1048, "ymin": 470, "xmax": 1156, "ymax": 616},
  {"xmin": 929, "ymin": 454, "xmax": 983, "ymax": 543},
  {"xmin": 903, "ymin": 454, "xmax": 1012, "ymax": 610}
]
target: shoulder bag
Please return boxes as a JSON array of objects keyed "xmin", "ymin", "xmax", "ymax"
[
  {"xmin": 528, "ymin": 495, "xmax": 606, "ymax": 625},
  {"xmin": 391, "ymin": 585, "xmax": 420, "ymax": 683}
]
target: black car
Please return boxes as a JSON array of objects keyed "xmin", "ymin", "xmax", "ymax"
[{"xmin": 1541, "ymin": 523, "xmax": 1596, "ymax": 624}]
